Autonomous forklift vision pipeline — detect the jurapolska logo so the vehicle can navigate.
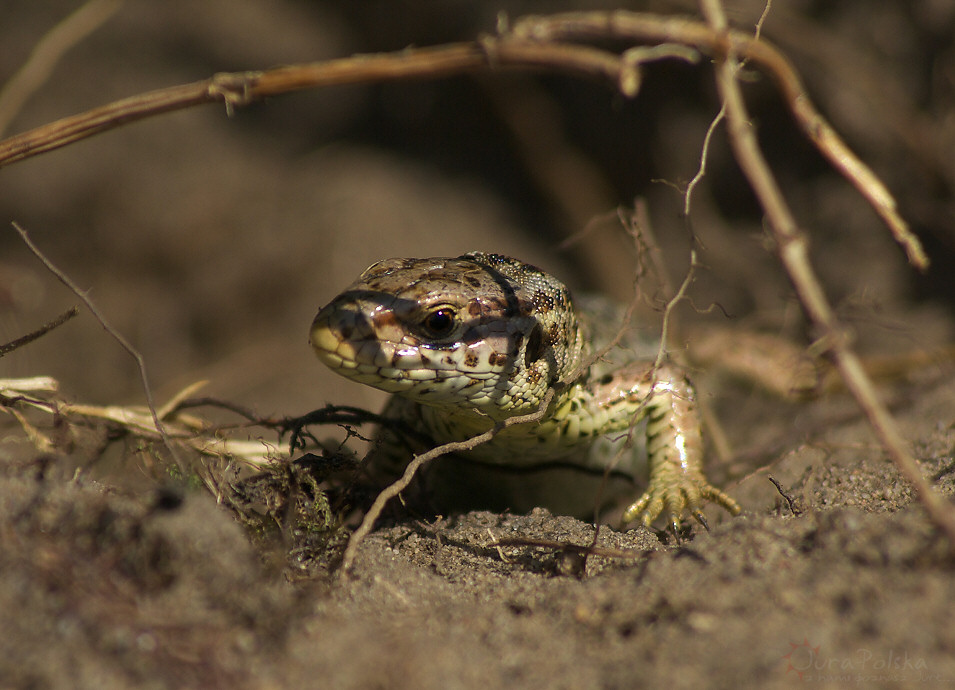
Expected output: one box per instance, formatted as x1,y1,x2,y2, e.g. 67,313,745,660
781,639,940,683
782,638,818,681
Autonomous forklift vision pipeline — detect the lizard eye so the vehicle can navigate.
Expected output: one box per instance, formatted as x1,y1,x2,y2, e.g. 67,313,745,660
422,307,457,338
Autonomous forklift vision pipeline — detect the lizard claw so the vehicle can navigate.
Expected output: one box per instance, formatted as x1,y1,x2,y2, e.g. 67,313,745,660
621,478,740,531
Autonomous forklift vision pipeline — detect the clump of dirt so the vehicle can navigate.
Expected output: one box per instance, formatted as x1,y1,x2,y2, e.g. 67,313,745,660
0,459,302,689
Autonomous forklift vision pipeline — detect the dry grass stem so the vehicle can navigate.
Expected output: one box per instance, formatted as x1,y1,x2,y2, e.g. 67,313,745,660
0,376,59,394
1,375,287,468
0,0,123,137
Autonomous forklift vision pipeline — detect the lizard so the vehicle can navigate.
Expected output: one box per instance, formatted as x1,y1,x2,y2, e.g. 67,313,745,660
309,252,741,531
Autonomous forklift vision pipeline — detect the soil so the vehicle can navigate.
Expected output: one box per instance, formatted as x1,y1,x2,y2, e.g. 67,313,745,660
2,2,955,689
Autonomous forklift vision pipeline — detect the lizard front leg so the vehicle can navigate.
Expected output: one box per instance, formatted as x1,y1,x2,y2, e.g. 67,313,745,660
598,361,741,531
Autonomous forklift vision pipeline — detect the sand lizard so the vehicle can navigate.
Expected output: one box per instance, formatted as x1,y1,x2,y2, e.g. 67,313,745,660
309,252,740,530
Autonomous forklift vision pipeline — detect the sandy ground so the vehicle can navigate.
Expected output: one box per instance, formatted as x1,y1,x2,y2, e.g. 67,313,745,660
2,1,955,688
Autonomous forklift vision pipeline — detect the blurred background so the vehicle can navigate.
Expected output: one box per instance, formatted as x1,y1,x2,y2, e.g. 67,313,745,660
1,0,953,424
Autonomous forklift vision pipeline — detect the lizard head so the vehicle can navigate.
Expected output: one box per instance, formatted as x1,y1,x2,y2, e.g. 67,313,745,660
310,252,584,416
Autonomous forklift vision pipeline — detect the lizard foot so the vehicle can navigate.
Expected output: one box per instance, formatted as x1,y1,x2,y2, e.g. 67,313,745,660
621,478,741,533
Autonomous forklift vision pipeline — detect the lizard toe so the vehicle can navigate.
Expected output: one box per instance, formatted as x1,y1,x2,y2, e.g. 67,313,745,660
622,478,739,530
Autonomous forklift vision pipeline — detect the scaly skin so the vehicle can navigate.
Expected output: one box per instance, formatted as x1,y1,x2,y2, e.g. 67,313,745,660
310,252,740,530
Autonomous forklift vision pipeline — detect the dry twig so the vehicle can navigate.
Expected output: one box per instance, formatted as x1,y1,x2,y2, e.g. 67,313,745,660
0,41,623,167
0,11,926,272
508,11,927,270
697,0,955,543
492,536,648,562
0,306,77,357
340,388,557,575
11,222,182,465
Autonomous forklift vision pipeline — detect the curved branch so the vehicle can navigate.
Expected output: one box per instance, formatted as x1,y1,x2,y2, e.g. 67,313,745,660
511,11,926,269
0,12,924,269
695,0,955,546
0,41,621,168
